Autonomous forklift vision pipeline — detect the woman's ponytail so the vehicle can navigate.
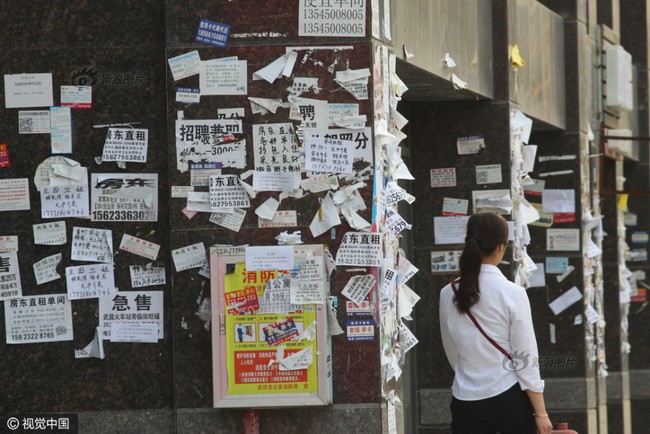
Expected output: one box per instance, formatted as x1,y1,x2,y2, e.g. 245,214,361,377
453,212,509,314
455,238,483,313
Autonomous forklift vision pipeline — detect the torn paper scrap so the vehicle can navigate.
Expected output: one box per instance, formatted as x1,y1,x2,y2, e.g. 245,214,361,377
442,53,456,68
253,51,297,84
450,74,468,90
248,97,289,115
301,175,339,193
255,197,280,220
333,114,367,129
288,77,321,102
278,346,313,371
585,304,601,324
309,193,341,238
327,296,345,335
324,250,336,276
586,239,603,258
398,320,419,353
172,242,207,272
34,155,87,191
385,208,411,237
187,191,214,213
275,231,303,245
403,45,414,59
521,145,538,172
336,68,371,83
510,44,526,67
298,321,318,342
473,191,512,214
341,205,371,231
332,182,365,205
75,326,105,359
210,208,246,232
398,254,419,287
556,265,576,282
342,274,376,306
393,160,415,180
335,68,370,100
549,286,582,315
34,253,62,285
511,109,533,144
398,284,420,319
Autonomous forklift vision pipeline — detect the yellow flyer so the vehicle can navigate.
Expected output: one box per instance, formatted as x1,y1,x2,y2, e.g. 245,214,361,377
224,263,318,395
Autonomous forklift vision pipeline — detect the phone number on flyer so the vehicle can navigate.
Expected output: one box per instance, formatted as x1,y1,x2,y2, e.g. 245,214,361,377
302,22,364,35
210,200,249,208
11,332,54,341
92,210,156,221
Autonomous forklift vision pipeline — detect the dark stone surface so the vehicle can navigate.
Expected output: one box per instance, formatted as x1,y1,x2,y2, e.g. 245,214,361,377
525,131,585,379
0,1,165,49
79,409,175,434
632,398,650,434
407,100,513,390
621,0,649,67
0,13,172,411
165,0,370,46
0,0,381,418
166,38,379,407
258,404,381,434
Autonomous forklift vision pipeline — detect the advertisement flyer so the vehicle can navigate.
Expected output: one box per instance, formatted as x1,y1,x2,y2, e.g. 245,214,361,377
5,294,73,344
224,262,318,395
91,173,158,222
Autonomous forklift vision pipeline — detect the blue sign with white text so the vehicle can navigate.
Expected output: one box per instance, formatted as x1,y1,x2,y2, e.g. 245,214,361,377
196,19,231,48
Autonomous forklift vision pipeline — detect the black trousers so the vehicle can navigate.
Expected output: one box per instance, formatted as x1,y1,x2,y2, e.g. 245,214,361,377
450,382,536,434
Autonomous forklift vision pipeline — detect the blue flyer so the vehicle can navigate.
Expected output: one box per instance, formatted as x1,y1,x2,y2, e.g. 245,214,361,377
196,19,231,48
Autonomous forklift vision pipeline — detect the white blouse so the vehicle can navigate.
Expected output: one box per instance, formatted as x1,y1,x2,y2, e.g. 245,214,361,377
439,264,545,400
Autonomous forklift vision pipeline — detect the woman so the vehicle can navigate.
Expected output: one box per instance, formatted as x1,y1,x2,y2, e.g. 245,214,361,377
439,212,552,434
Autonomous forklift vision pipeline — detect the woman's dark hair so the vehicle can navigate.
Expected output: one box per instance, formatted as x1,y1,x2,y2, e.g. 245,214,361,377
454,212,509,313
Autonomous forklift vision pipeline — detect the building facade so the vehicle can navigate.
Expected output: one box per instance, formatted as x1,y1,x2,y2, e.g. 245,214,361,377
0,1,649,433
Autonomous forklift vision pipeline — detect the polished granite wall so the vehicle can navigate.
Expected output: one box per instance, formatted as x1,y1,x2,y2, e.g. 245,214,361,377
0,1,381,431
0,2,173,412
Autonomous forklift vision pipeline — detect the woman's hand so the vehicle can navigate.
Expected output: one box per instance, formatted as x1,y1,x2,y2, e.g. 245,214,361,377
535,416,553,434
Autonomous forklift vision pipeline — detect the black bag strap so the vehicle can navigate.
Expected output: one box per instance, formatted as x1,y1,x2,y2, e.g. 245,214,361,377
451,280,512,361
